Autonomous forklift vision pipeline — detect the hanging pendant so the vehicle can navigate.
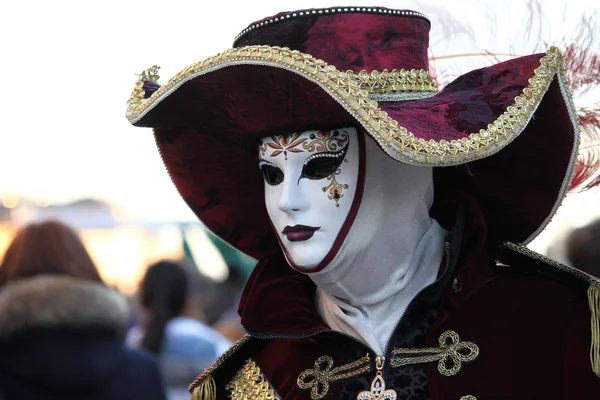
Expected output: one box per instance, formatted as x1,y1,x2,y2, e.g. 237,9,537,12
357,356,397,400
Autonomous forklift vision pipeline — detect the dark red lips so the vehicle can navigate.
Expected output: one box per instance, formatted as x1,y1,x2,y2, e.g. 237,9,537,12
282,225,320,242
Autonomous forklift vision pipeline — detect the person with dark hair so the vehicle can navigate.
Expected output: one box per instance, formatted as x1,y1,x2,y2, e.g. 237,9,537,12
128,261,231,400
210,267,246,342
139,261,189,354
0,220,166,400
567,219,600,278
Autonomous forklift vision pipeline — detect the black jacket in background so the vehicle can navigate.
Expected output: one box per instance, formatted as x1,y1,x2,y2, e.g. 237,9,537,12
0,275,166,400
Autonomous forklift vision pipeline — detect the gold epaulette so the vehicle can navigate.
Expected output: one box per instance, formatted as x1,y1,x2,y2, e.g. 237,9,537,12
589,285,600,376
502,242,600,377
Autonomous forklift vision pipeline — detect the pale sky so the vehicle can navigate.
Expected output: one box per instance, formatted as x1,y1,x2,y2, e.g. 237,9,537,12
1,0,598,225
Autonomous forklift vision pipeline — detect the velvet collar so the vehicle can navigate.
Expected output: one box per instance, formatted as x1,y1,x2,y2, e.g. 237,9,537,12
239,251,329,336
239,191,493,338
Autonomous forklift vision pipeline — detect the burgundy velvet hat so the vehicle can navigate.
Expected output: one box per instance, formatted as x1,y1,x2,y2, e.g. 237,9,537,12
126,6,580,260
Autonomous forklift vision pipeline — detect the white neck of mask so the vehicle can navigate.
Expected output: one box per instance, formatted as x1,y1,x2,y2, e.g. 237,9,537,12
307,136,447,354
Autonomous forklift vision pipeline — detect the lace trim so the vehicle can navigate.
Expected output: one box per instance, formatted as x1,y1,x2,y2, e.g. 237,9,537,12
126,46,572,167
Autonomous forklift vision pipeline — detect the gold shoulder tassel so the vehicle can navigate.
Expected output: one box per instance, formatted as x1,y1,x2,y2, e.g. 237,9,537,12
191,375,216,400
588,285,600,377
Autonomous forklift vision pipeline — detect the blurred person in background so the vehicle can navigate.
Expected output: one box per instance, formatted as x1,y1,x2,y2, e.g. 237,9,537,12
128,260,231,400
201,266,245,341
0,220,166,400
567,219,600,278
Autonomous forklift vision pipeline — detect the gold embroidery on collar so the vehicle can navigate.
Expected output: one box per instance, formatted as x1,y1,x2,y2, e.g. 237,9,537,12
297,354,371,400
225,359,281,400
126,47,573,167
391,330,479,376
189,335,251,393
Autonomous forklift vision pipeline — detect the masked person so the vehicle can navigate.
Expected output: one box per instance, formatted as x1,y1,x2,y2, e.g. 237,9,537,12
126,7,600,400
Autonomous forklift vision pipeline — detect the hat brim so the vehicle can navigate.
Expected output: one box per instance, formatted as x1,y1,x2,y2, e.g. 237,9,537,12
128,46,578,260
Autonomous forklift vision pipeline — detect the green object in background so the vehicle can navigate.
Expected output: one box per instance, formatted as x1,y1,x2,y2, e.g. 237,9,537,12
205,230,257,282
182,226,197,267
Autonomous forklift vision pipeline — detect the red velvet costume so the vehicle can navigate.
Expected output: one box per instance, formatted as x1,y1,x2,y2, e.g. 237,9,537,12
126,7,600,399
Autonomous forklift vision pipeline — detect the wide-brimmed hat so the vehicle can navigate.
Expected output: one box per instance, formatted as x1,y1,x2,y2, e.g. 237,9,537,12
126,6,579,260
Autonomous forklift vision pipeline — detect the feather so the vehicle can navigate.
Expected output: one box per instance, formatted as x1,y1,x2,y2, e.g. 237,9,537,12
571,104,600,191
426,0,600,190
571,145,600,191
560,14,600,95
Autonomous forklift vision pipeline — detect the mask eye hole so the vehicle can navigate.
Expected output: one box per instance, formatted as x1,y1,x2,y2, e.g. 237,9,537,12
302,152,345,180
259,161,284,186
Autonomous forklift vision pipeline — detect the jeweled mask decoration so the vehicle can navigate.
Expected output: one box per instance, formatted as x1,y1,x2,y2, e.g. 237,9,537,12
258,128,360,269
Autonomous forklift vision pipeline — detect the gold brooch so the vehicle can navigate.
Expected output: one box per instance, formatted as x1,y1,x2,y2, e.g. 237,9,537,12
357,356,396,400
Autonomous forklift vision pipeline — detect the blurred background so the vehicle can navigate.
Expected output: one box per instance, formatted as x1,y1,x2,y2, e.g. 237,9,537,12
1,0,599,290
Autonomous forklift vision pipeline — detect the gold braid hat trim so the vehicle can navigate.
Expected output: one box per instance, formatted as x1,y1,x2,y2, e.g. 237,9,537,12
225,359,282,400
189,335,251,396
126,46,576,167
297,354,371,399
345,68,436,93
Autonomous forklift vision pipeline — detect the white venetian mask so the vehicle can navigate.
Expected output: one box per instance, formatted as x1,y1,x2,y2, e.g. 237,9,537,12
258,128,361,271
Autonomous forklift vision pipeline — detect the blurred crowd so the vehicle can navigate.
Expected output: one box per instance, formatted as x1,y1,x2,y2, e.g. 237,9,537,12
0,218,599,399
0,220,246,400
